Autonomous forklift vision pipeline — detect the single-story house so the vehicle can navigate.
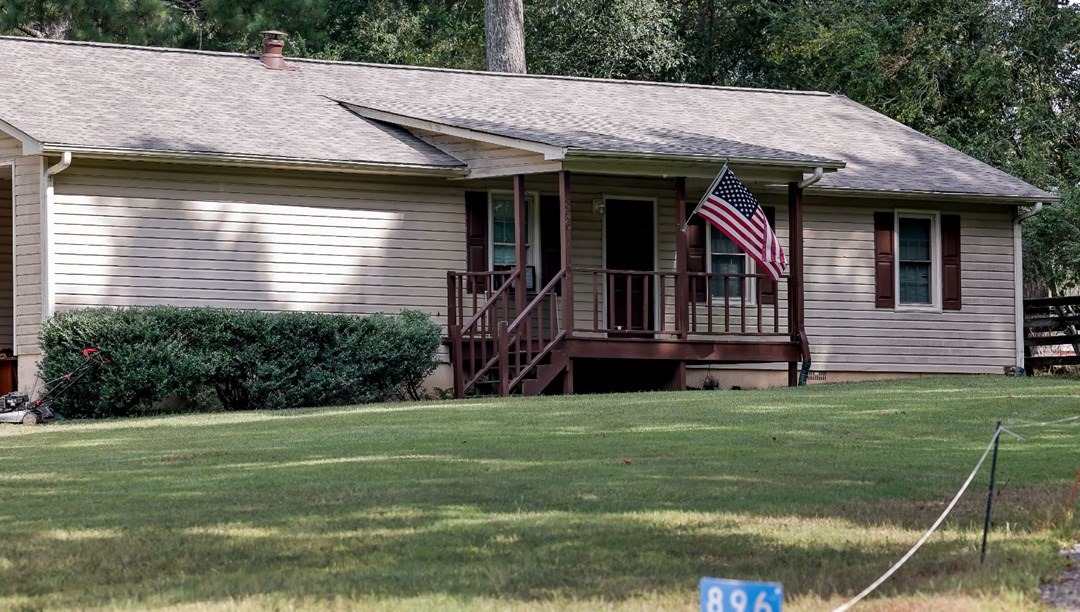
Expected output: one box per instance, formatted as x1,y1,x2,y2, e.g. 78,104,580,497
0,33,1055,397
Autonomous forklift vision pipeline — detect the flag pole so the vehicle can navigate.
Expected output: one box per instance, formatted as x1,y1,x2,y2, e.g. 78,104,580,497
681,162,728,231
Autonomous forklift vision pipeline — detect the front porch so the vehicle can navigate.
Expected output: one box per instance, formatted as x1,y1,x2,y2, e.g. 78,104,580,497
446,170,812,397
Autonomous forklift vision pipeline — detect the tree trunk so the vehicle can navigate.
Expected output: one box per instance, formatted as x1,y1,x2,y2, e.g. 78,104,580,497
484,0,526,74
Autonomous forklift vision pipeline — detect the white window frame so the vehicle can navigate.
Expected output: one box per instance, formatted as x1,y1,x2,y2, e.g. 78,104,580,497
894,210,941,312
707,225,756,305
488,190,541,289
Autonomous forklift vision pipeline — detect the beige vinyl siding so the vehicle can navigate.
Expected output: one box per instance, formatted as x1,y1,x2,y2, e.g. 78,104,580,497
0,132,21,159
801,198,1016,373
0,171,12,350
412,129,560,179
13,155,42,355
50,163,466,333
43,160,1017,375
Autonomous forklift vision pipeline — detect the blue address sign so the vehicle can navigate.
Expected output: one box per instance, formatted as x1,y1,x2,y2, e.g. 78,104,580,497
700,577,783,612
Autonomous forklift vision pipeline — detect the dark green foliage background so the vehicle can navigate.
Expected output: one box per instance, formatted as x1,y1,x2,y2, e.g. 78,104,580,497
37,306,441,418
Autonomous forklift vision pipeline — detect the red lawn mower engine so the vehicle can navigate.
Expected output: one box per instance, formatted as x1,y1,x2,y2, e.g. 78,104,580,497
0,348,108,425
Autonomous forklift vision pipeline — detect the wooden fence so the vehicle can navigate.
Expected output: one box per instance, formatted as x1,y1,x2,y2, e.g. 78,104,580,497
1024,296,1080,372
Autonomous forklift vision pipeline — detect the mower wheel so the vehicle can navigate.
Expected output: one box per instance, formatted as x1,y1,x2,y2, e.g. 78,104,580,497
21,411,40,426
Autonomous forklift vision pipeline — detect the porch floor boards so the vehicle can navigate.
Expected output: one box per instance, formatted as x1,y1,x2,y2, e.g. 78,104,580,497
447,336,799,365
563,337,799,363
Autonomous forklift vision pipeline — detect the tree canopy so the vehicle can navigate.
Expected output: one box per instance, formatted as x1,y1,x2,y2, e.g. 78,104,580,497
2,0,1077,291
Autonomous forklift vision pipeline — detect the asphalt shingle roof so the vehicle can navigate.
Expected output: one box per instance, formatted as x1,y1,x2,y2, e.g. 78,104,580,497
0,36,1053,200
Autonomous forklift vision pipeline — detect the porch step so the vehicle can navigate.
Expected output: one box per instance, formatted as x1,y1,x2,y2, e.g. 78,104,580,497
522,349,568,396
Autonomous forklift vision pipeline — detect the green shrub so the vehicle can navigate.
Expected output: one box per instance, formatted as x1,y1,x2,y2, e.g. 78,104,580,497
38,306,441,418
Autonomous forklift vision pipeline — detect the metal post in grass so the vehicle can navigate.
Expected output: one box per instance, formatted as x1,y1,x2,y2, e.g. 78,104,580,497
980,421,1002,564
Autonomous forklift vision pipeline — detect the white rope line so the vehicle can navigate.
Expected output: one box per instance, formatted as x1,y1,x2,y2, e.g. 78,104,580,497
998,426,1024,441
1009,414,1080,429
831,426,1001,612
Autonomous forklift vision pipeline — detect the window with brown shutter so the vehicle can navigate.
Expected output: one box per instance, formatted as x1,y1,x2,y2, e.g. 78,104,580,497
874,212,895,308
941,214,961,310
868,211,960,311
687,215,707,301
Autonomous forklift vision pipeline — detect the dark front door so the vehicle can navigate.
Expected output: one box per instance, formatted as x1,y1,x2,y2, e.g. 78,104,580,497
605,199,655,335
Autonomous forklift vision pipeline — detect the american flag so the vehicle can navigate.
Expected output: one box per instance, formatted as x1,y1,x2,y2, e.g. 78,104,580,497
692,166,786,281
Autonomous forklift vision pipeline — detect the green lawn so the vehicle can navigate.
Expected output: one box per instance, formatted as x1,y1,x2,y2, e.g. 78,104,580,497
1,376,1078,611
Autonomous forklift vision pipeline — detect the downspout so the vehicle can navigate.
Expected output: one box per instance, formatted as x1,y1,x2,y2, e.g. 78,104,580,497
794,168,823,385
798,167,824,189
42,152,72,318
1013,202,1043,375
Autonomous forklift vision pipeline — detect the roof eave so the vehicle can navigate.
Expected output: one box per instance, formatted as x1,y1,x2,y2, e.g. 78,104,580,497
799,184,1058,205
38,144,468,177
564,149,845,171
561,149,844,182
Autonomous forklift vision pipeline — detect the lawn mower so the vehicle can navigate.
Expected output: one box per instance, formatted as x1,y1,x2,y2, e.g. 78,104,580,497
0,348,108,425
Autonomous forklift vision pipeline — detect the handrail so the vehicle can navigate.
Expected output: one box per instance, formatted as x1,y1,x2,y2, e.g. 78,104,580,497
509,331,567,390
508,269,567,333
461,270,519,332
463,351,502,395
451,269,521,398
501,268,568,394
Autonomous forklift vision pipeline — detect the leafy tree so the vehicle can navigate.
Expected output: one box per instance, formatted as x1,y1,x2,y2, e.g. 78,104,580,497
0,0,181,43
317,0,484,67
525,0,683,79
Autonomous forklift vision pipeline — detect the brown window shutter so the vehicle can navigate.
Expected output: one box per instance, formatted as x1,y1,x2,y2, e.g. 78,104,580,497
539,195,561,294
874,212,895,308
465,191,489,291
941,214,961,310
687,215,707,302
757,206,777,305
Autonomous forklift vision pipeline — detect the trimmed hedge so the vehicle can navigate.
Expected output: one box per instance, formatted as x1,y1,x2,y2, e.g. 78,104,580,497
38,306,441,418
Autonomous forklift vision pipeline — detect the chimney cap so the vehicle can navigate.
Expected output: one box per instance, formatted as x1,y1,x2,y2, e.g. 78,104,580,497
261,30,287,38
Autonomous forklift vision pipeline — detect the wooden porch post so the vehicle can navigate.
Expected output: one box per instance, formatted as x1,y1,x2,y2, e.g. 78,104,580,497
559,170,573,334
513,174,527,316
787,182,805,386
559,170,574,395
675,177,689,339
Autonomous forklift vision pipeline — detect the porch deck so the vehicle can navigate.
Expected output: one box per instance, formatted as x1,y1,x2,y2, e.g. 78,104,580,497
445,171,809,397
446,267,805,397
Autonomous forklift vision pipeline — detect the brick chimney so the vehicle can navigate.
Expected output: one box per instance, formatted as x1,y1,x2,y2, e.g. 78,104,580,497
260,30,297,71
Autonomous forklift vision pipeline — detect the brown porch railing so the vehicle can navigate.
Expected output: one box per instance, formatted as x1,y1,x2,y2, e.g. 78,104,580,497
503,268,568,392
447,270,520,397
575,268,788,337
448,267,792,397
447,268,569,397
446,270,517,330
688,272,787,336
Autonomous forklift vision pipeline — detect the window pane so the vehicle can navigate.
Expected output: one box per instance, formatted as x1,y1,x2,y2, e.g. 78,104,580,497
899,218,931,261
492,245,515,266
491,196,529,246
898,217,933,304
711,229,743,254
710,254,744,298
492,199,513,244
899,262,931,303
